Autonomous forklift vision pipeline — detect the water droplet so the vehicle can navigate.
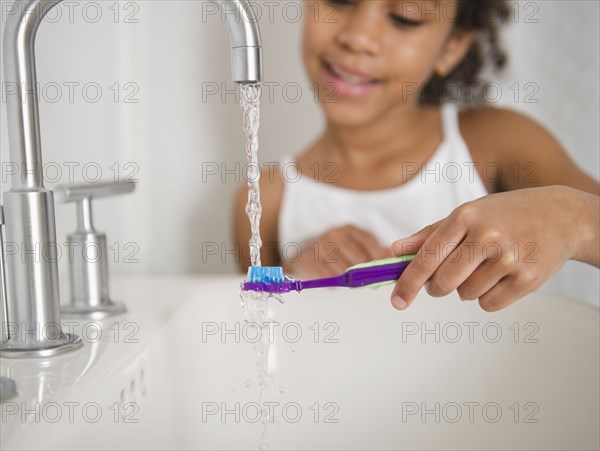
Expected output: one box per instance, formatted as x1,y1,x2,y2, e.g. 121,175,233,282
262,407,271,422
272,293,285,304
279,386,286,394
291,345,296,353
245,379,252,388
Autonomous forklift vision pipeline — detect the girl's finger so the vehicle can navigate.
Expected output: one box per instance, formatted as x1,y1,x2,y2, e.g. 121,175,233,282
390,220,443,257
456,260,511,301
391,218,467,310
319,240,351,276
377,246,396,259
335,236,369,267
323,258,348,276
425,234,488,298
310,263,332,279
319,239,352,275
347,226,388,261
477,275,531,312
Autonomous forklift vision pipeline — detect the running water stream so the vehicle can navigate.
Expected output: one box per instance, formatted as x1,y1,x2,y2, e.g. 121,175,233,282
238,82,275,450
240,82,262,268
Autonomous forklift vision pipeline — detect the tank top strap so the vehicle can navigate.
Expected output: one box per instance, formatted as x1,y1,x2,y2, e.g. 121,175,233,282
441,102,461,142
440,102,477,165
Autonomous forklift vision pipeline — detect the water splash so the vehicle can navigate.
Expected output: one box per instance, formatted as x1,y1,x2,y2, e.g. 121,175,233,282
240,288,273,450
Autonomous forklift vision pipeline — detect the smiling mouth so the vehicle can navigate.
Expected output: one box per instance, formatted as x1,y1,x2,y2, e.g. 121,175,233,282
323,60,381,86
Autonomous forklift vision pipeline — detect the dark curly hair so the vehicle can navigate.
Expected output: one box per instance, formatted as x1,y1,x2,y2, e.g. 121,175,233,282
420,0,512,105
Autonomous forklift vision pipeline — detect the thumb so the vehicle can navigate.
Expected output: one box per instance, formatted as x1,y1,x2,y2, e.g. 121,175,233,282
390,221,442,256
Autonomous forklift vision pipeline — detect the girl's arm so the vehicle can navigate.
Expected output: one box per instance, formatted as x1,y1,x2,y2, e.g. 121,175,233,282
390,186,599,312
463,107,599,267
389,108,599,312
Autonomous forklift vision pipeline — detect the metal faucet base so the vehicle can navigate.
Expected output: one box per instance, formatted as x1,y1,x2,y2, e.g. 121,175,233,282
0,333,83,359
62,301,126,320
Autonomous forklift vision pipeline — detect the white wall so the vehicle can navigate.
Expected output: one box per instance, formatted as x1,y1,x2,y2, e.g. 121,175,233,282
1,1,598,306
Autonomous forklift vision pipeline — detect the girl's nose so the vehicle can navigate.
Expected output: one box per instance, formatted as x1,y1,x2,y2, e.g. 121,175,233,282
335,6,382,56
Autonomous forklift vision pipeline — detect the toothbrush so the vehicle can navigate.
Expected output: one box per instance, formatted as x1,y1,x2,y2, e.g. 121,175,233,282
243,255,415,294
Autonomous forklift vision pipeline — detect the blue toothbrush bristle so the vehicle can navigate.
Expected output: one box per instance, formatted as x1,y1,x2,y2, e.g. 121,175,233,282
247,266,285,284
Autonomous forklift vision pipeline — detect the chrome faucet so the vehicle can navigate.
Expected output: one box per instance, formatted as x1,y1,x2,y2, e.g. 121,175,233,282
0,0,263,358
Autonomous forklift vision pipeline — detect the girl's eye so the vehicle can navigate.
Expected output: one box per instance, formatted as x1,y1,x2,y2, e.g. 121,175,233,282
328,0,357,7
390,14,424,28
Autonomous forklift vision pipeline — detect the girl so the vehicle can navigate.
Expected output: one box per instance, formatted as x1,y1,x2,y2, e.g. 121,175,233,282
233,0,599,312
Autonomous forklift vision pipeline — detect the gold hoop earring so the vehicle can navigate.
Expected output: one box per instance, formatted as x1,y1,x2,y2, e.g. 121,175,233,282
435,67,447,78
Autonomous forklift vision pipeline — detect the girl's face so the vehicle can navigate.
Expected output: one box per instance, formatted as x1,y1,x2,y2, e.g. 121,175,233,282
303,0,473,127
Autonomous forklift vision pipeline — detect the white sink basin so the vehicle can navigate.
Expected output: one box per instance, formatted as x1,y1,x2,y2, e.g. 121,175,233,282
1,276,598,450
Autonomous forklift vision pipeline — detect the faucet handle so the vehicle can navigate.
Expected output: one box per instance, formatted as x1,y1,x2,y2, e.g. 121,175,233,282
55,180,135,319
55,181,136,234
54,181,135,203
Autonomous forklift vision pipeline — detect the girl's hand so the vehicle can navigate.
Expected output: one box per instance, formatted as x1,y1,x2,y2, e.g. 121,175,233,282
390,186,599,312
284,225,392,279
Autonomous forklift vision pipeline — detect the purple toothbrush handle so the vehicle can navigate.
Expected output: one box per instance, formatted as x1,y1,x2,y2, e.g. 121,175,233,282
299,260,412,290
292,274,347,290
347,261,412,287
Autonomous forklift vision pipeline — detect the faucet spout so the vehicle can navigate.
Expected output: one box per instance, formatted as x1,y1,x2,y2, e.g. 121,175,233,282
217,0,263,83
0,0,263,357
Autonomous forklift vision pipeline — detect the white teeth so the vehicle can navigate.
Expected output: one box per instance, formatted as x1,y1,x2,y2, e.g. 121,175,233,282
329,64,372,84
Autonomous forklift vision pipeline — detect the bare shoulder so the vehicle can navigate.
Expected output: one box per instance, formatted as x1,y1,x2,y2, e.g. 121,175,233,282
459,106,552,160
460,106,556,141
458,106,598,193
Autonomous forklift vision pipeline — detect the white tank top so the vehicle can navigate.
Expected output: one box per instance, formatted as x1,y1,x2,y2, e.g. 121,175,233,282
278,103,489,255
